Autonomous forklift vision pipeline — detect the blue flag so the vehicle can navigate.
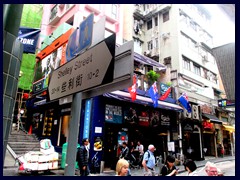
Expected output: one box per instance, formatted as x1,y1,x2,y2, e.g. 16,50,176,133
178,93,192,113
148,82,159,108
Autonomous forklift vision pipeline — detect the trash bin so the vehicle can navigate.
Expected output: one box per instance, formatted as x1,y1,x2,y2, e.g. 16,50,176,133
61,143,80,169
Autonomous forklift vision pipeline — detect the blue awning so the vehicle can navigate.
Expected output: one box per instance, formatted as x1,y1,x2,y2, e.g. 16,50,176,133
134,52,166,71
103,90,183,112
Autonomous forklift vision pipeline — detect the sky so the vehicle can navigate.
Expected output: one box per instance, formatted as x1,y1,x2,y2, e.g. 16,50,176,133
203,4,235,47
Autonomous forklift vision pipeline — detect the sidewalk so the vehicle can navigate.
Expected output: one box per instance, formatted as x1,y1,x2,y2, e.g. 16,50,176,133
3,150,235,176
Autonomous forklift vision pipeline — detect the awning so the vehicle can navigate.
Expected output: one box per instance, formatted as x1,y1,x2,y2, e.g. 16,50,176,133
222,125,235,132
202,113,223,124
103,90,183,112
134,52,166,71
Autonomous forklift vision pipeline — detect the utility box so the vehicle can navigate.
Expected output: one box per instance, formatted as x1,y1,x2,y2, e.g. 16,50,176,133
61,143,80,169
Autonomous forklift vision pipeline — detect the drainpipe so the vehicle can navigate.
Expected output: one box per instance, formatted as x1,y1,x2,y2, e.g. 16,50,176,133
178,121,183,164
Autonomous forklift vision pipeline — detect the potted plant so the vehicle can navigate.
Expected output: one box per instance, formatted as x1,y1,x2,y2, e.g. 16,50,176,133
146,70,160,85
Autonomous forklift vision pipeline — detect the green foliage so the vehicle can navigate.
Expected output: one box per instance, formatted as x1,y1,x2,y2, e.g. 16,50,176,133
146,70,160,84
166,81,172,87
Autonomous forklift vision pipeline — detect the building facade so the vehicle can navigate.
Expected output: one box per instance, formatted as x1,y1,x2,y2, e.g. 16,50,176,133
124,4,235,160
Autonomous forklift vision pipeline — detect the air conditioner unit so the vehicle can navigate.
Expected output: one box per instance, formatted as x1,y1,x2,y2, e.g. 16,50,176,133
202,55,209,62
145,50,151,56
162,33,169,39
192,105,199,119
183,105,192,119
195,42,201,47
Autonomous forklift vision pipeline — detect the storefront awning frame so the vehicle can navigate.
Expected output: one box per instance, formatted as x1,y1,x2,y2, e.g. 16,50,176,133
104,90,183,112
202,113,223,124
222,125,235,132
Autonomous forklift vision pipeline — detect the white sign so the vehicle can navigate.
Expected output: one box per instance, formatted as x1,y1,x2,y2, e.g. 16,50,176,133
95,127,102,133
167,141,175,152
48,35,115,101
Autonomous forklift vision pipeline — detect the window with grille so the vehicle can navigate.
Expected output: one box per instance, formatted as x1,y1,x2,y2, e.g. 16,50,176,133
147,40,153,50
163,11,169,22
49,5,58,22
155,17,158,26
193,63,201,76
183,57,190,70
112,4,117,19
147,20,152,30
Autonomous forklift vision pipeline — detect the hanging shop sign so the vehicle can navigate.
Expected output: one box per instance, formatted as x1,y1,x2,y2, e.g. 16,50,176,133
18,27,41,54
83,99,92,139
218,99,235,107
202,121,213,130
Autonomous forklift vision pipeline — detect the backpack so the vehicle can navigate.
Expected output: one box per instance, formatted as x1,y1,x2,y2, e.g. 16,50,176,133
144,151,151,163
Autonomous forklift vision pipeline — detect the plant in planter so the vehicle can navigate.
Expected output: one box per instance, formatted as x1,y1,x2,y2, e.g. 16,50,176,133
146,70,160,85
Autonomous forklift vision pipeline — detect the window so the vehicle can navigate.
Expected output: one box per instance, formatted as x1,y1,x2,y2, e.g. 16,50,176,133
49,5,58,22
147,20,152,30
155,17,158,26
164,57,171,65
183,57,190,70
112,4,117,19
163,11,169,22
190,20,197,31
155,38,158,49
193,63,200,76
147,40,153,50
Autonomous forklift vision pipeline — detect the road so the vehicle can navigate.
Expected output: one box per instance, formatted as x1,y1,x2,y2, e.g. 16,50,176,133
177,160,235,176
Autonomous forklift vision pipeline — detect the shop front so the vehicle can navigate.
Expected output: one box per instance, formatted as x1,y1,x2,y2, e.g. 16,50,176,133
100,90,183,170
181,120,202,161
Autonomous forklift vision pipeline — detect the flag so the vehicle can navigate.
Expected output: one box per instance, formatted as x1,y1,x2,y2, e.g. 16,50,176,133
178,93,192,113
148,81,159,108
128,75,137,101
159,87,171,101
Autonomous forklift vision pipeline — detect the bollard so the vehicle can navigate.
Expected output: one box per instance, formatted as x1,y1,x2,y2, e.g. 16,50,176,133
100,161,105,173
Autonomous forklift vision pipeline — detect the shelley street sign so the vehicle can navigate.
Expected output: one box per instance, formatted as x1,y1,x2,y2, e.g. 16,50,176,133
48,34,116,101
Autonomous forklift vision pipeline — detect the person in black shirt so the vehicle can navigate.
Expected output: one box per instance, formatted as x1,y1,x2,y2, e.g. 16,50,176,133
160,155,178,176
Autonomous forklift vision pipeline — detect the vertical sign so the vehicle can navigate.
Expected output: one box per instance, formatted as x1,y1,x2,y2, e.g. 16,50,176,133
66,13,94,62
78,13,94,53
83,99,92,139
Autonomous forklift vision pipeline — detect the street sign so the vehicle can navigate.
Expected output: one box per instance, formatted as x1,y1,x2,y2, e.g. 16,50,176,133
66,13,94,62
48,34,115,101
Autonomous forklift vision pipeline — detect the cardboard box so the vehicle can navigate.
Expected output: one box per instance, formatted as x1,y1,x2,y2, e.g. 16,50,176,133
38,162,49,171
48,161,58,169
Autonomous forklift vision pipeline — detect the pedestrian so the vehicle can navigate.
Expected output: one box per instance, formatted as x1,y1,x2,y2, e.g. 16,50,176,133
119,142,130,160
142,144,156,176
160,155,178,176
115,158,129,176
77,138,90,176
135,141,144,156
183,159,198,176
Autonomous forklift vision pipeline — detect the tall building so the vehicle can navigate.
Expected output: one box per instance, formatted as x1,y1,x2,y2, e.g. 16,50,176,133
123,4,235,160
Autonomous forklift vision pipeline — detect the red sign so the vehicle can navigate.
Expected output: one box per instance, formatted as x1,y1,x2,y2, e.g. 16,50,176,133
203,121,213,130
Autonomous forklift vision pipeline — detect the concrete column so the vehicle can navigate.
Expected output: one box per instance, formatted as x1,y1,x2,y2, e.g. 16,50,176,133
3,4,24,163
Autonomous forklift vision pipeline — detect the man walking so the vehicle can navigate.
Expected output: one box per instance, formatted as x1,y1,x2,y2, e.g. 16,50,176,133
77,138,90,176
142,144,156,176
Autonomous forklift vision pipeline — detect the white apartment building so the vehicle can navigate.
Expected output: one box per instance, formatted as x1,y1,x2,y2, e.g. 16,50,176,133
124,4,229,160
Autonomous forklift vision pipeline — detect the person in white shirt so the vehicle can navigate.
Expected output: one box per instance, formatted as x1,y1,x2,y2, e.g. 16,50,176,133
135,141,144,155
